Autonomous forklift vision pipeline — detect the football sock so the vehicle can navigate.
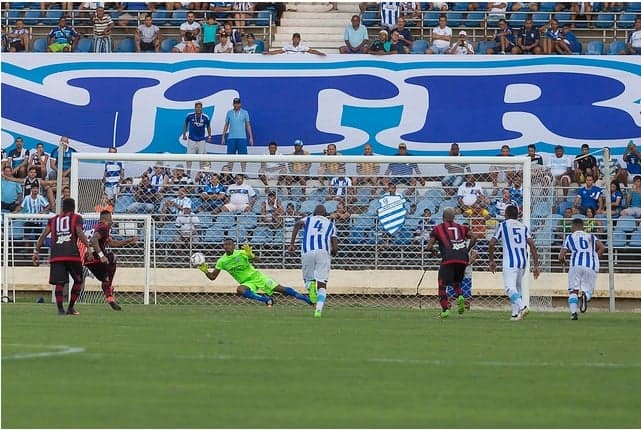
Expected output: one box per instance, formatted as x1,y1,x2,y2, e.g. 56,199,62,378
315,288,327,313
242,289,270,304
452,282,462,297
55,284,65,311
568,293,579,314
584,290,592,301
508,288,522,316
101,279,114,300
438,279,448,311
68,281,82,308
283,286,312,305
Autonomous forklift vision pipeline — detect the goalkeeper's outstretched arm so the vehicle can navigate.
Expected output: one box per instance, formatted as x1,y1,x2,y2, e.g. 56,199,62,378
200,263,221,281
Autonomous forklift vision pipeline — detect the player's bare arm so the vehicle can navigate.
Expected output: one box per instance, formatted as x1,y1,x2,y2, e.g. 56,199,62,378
330,236,338,257
75,223,93,261
109,236,138,248
466,230,478,251
288,220,305,253
596,238,606,257
32,224,51,266
559,247,568,264
527,237,541,279
487,237,498,273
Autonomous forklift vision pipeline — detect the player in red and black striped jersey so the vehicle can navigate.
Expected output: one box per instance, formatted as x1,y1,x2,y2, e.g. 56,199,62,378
33,198,92,315
426,207,477,318
83,210,137,311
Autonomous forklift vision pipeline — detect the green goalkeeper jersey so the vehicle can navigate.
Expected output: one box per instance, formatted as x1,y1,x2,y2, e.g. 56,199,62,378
215,250,257,284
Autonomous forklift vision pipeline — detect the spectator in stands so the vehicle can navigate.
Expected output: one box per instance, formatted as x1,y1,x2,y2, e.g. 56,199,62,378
1,166,22,212
169,164,193,191
400,2,421,25
318,143,345,186
490,187,518,221
557,24,580,54
356,143,380,196
425,15,451,54
126,175,158,214
161,186,192,220
489,144,515,188
340,14,369,54
208,2,233,20
28,142,49,180
92,6,114,53
148,163,170,193
199,172,226,214
623,140,641,180
486,18,515,54
557,207,574,240
369,30,393,55
547,145,573,196
192,159,213,190
6,19,29,52
331,200,351,238
512,18,541,54
395,17,414,51
486,1,508,23
380,1,401,32
1,148,6,169
172,12,201,52
571,2,593,28
214,32,234,53
574,143,599,185
388,30,408,54
574,174,604,215
254,2,285,26
457,174,488,214
584,207,602,234
609,181,624,217
135,13,161,52
447,30,474,54
20,166,51,203
413,208,435,245
282,202,300,242
383,182,403,198
383,143,423,186
286,139,310,196
541,18,563,55
175,204,199,246
442,143,470,197
264,32,326,55
620,17,641,55
232,1,254,28
258,141,286,193
219,165,235,186
328,175,354,204
116,13,136,37
260,190,284,228
47,17,78,53
48,136,76,184
95,193,114,214
221,97,254,173
7,136,29,179
182,101,211,174
527,143,544,166
509,174,524,211
20,185,51,240
242,33,259,53
621,175,641,218
222,173,256,213
103,147,124,200
200,14,220,53
222,21,243,53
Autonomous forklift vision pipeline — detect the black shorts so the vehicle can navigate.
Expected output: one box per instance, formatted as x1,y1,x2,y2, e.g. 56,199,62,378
49,261,84,285
140,41,155,52
438,263,467,285
10,40,25,51
86,253,116,282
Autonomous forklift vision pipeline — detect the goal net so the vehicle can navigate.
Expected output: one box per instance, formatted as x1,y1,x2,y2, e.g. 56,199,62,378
64,151,565,311
1,213,152,305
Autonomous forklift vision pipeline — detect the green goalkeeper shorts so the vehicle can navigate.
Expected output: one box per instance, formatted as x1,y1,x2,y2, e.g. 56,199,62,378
241,272,278,296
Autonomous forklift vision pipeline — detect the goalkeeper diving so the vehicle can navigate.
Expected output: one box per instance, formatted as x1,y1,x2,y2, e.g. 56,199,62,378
198,238,312,307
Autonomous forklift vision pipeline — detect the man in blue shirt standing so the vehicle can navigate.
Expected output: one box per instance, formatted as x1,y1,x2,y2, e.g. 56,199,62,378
48,136,76,183
182,101,211,174
221,97,254,173
574,174,604,215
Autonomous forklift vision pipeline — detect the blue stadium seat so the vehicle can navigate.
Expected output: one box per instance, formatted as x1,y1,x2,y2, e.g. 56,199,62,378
254,39,265,53
366,199,381,216
43,7,63,25
152,10,169,25
617,13,636,28
300,199,320,215
452,2,468,11
353,214,375,228
532,12,549,27
423,11,440,28
608,40,626,55
29,2,41,8
237,213,258,229
392,228,413,246
6,9,21,24
22,9,41,25
410,39,428,54
464,11,484,27
348,226,369,244
198,213,213,229
215,212,236,228
255,10,272,26
554,11,571,25
160,38,178,52
169,9,187,25
361,10,378,27
476,40,495,54
251,226,273,245
273,228,284,244
31,37,48,52
616,216,637,233
203,226,225,243
509,12,527,28
446,12,462,27
539,2,556,12
76,37,93,53
625,2,641,12
596,13,614,29
612,230,628,247
323,200,339,214
629,230,641,248
586,40,604,54
116,37,136,52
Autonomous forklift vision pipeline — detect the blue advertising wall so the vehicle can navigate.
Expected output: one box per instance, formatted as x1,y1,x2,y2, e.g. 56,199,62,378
2,54,641,158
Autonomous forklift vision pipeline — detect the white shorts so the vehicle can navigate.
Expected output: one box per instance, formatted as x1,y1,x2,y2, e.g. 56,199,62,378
224,202,248,212
567,266,597,294
187,139,206,154
502,267,525,294
301,250,331,284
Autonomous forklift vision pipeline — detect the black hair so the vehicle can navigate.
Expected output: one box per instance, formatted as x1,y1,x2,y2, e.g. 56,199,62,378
62,198,75,213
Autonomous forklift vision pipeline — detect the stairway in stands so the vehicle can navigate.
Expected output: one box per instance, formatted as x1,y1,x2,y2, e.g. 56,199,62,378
272,2,361,54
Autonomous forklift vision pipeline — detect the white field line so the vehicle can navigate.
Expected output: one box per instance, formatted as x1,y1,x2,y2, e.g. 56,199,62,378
2,344,85,361
174,354,641,369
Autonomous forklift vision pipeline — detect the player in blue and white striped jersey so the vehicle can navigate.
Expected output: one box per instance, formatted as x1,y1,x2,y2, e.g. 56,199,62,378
559,218,605,320
488,205,540,320
289,205,338,318
103,147,124,200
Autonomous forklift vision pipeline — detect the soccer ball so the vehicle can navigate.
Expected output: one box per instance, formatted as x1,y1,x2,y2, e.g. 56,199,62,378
190,252,206,266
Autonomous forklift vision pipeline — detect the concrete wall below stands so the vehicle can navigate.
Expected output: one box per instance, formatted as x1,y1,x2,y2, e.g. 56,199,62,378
6,267,641,298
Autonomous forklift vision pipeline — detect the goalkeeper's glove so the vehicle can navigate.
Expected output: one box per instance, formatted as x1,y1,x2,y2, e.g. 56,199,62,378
242,243,254,259
198,262,209,274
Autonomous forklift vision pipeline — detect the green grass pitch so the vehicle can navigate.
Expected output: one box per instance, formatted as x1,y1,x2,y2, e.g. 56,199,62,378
2,304,640,428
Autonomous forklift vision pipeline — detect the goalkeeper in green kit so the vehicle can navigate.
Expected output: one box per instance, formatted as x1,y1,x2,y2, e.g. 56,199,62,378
199,238,312,307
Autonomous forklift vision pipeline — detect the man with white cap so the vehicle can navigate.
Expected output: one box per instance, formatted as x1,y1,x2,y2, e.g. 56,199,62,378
370,29,393,55
447,30,474,54
175,203,199,245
